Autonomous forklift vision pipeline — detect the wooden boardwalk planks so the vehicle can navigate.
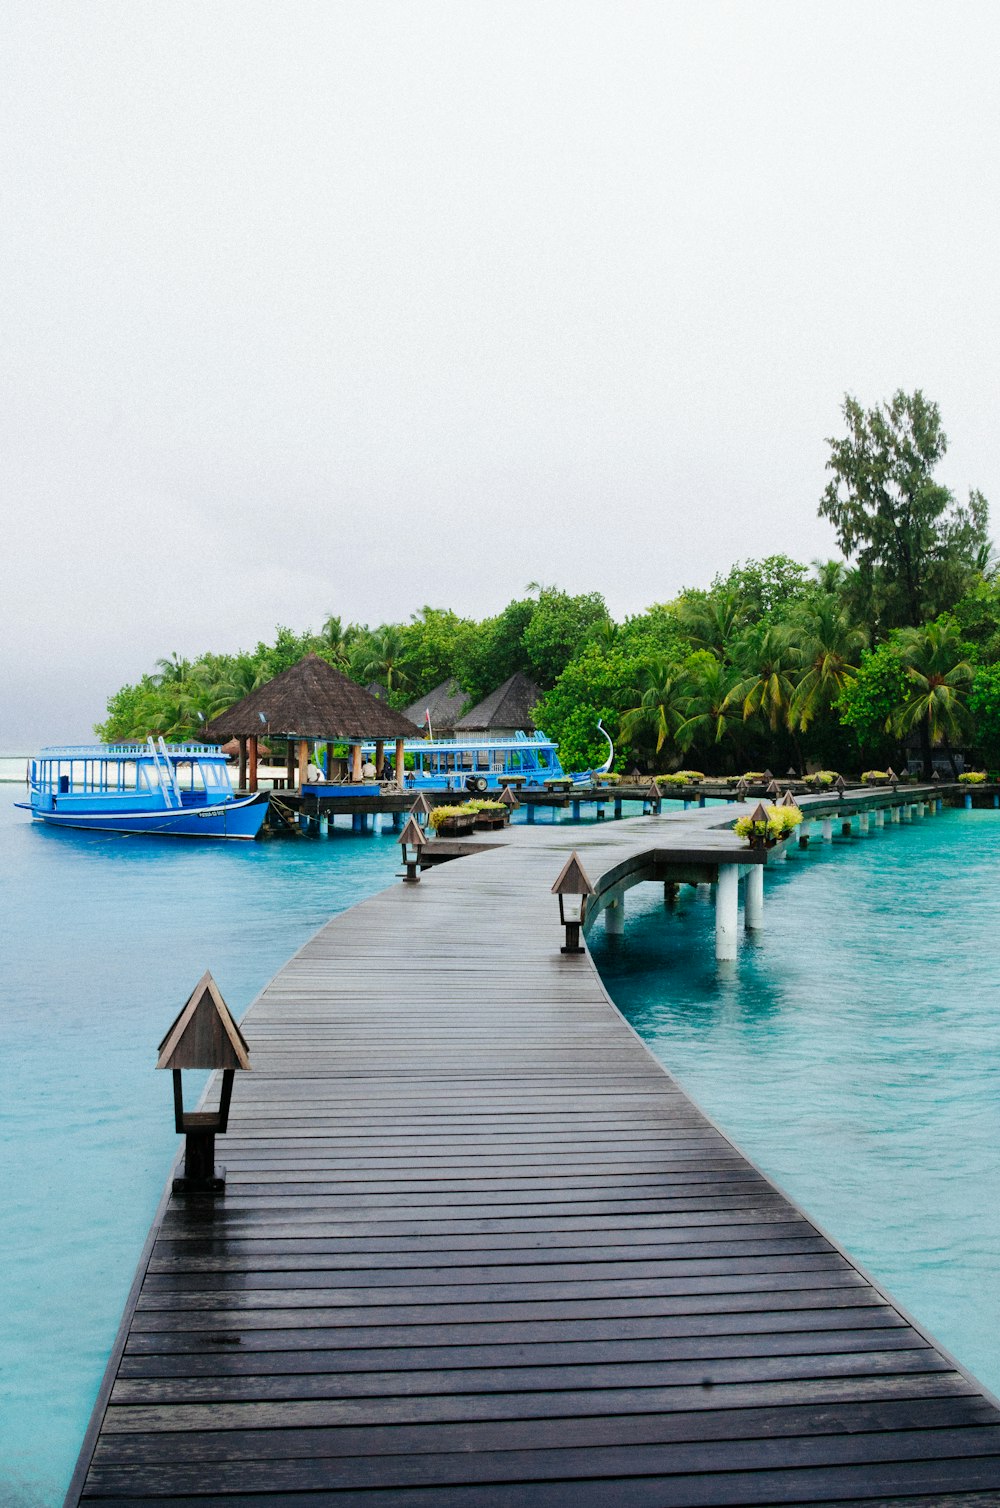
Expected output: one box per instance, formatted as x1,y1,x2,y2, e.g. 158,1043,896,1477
70,808,1000,1504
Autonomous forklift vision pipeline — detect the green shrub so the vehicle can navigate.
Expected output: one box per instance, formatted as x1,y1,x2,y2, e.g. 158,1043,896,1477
861,769,890,782
959,771,987,784
733,802,803,842
806,770,838,786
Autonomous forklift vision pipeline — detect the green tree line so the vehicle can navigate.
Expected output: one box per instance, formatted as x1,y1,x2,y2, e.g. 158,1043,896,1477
98,391,1000,777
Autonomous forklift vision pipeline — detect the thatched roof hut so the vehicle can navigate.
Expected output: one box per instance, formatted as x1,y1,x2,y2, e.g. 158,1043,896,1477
204,655,418,742
403,677,468,738
453,672,542,736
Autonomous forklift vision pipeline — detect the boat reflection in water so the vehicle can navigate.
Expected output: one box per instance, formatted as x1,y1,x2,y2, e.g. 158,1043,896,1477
17,737,268,839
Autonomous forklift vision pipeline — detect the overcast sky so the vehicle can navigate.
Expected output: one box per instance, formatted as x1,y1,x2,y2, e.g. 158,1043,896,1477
3,1,999,743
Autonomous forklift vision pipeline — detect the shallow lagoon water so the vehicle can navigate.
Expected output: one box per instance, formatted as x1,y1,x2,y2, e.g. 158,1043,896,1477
4,788,1000,1502
590,806,1000,1401
0,783,644,1505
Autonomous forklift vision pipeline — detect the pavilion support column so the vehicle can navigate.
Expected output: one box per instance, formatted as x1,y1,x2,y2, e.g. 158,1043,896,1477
238,737,248,792
298,739,309,789
821,816,833,843
715,865,739,962
248,736,259,793
286,739,296,789
745,865,764,931
351,743,362,782
375,740,384,780
395,739,406,787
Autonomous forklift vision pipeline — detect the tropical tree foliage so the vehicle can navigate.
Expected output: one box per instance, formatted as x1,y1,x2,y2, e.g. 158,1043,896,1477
96,391,996,773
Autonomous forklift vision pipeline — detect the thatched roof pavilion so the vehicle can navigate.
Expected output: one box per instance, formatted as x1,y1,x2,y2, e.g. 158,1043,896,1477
204,654,418,790
403,677,468,738
454,672,542,736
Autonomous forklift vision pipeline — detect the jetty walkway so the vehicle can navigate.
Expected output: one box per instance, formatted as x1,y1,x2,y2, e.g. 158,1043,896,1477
71,794,1000,1504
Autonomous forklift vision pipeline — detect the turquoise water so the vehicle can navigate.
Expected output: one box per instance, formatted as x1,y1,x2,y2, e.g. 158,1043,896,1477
0,787,647,1506
0,797,408,1508
590,807,1000,1400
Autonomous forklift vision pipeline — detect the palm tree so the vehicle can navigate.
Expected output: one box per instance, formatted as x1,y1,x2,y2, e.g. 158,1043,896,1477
314,614,355,668
620,658,690,759
673,591,743,660
356,625,411,696
674,656,743,756
891,620,973,777
788,598,869,732
153,653,193,687
726,622,798,733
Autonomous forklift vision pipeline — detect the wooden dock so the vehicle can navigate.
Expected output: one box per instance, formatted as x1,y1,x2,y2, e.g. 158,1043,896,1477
70,803,1000,1505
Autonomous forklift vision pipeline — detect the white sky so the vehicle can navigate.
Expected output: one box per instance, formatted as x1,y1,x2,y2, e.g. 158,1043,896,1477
2,1,999,742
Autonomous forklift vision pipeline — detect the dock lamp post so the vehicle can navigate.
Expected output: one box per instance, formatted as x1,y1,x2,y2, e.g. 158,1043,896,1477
499,784,520,812
409,791,433,828
835,775,847,799
552,851,595,955
398,814,427,882
887,767,898,791
156,972,251,1194
735,778,749,803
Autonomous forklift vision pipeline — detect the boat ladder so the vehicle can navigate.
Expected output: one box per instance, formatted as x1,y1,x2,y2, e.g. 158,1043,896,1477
146,736,180,807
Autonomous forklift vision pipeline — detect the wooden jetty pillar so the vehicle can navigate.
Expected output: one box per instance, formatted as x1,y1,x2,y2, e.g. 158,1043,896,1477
247,735,259,793
572,799,581,820
798,818,811,847
875,806,885,827
744,864,764,930
841,818,852,836
859,811,870,834
715,864,739,961
614,797,623,818
891,803,901,823
821,815,833,842
604,893,625,935
237,736,248,791
902,803,912,821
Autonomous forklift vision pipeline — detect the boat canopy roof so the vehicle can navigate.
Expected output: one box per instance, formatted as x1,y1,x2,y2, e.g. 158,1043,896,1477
38,743,229,762
361,732,556,754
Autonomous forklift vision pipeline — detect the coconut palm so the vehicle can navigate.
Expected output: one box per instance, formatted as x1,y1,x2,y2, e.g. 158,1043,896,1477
356,625,411,696
314,613,355,668
620,658,690,758
890,620,973,777
725,622,798,732
153,653,193,687
674,656,743,755
673,590,742,660
788,598,869,731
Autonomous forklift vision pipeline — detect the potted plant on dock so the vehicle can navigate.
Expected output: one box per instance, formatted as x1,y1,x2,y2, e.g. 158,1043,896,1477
428,804,477,837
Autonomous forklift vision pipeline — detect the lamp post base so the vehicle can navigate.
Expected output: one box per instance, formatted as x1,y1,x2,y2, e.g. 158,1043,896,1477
173,1168,226,1194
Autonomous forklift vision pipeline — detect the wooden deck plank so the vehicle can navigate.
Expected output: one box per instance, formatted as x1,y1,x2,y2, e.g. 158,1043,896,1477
70,799,1000,1504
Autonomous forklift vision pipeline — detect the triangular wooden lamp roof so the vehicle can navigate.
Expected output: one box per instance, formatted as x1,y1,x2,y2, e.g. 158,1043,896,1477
156,971,251,1072
398,814,427,849
551,851,596,897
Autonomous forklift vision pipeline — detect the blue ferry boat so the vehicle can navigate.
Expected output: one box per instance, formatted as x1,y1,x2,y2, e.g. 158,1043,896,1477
356,726,614,794
17,738,268,839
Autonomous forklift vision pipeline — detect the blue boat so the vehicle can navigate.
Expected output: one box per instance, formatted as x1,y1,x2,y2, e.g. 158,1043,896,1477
355,724,615,794
17,738,268,839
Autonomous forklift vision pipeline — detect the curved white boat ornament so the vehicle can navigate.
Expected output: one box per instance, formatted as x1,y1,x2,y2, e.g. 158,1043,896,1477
595,719,615,775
